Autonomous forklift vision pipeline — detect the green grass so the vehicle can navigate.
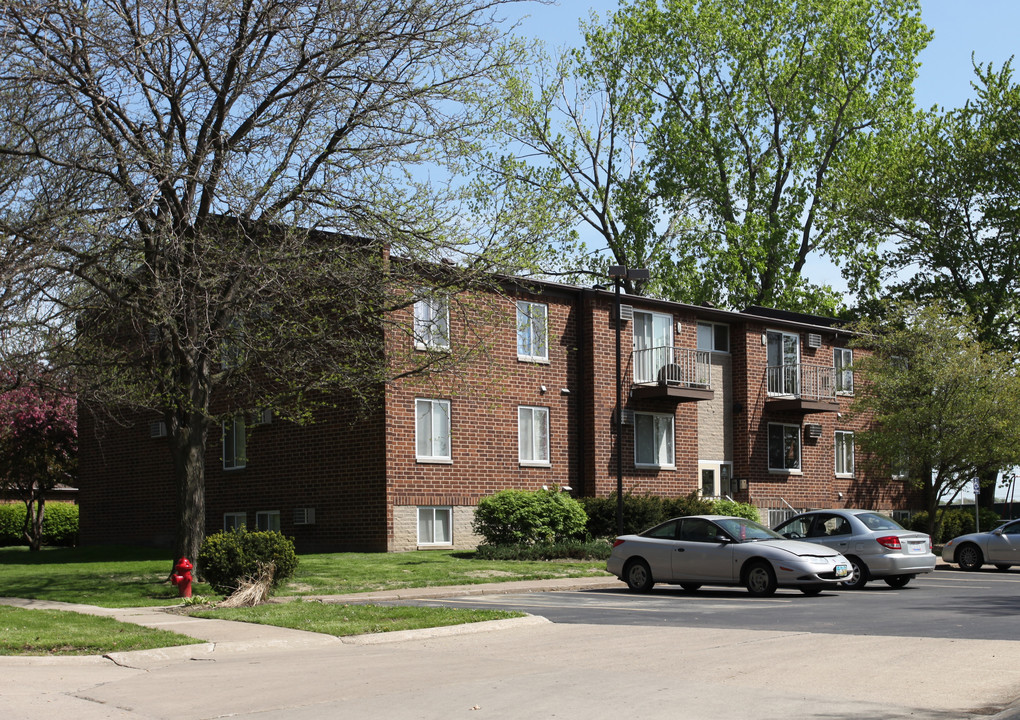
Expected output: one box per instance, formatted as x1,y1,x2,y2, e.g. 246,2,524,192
191,599,523,636
0,546,609,607
0,605,203,656
0,545,609,656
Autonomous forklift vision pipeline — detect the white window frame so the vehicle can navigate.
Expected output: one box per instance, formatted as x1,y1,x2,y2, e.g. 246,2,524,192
417,506,453,545
223,512,246,531
768,422,801,472
633,310,675,384
634,412,675,469
223,414,247,470
835,431,855,477
766,330,801,396
415,398,452,463
697,321,730,353
834,347,854,395
518,406,551,466
516,301,549,362
413,293,450,350
256,510,280,532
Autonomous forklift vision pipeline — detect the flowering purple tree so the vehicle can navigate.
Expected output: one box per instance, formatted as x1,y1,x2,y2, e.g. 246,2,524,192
0,375,77,550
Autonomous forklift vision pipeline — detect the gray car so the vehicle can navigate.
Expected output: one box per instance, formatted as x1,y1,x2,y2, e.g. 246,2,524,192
606,515,851,597
773,509,935,589
942,519,1020,571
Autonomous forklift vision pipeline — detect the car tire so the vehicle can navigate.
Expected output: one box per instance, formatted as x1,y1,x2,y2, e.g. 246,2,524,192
679,582,701,592
840,556,869,590
745,561,778,597
799,585,824,596
624,558,654,593
957,544,983,571
883,575,911,588
994,564,1011,572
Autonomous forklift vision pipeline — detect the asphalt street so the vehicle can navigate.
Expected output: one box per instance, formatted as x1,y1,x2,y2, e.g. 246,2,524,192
2,569,1020,720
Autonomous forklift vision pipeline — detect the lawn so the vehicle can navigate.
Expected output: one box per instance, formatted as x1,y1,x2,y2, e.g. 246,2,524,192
0,546,609,607
0,545,608,656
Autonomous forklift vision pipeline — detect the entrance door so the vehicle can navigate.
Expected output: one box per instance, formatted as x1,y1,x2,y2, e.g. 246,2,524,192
699,462,734,498
767,330,800,395
633,311,673,383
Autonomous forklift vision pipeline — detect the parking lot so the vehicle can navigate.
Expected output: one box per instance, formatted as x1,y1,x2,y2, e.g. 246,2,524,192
414,566,1020,641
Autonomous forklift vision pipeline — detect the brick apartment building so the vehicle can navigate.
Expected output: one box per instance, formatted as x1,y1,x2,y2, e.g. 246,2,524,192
78,275,913,552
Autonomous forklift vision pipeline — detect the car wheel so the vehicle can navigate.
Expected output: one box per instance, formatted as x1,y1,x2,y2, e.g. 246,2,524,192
957,544,983,571
624,558,654,593
883,575,911,588
840,556,869,590
799,585,824,596
994,564,1011,572
679,582,701,592
745,561,778,597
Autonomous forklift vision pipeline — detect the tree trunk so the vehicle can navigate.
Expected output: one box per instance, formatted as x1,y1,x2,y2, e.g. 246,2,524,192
977,468,998,511
170,410,210,576
22,495,45,551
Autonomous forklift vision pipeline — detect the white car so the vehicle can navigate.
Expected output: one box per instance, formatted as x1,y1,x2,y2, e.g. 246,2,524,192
942,519,1020,571
606,515,852,597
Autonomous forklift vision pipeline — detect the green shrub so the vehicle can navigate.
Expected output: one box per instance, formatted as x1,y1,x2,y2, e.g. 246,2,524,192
711,499,761,523
198,528,299,595
580,492,720,538
908,508,1001,544
663,492,715,518
0,502,78,547
472,489,587,546
474,539,612,561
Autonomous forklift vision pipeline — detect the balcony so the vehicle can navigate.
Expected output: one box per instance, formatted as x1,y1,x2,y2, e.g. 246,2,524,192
630,347,714,401
766,363,839,413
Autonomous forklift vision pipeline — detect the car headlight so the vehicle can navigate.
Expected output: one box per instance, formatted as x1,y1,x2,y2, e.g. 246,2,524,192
806,556,829,565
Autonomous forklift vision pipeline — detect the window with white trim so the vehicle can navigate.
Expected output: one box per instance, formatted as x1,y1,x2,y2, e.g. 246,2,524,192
418,506,452,545
223,414,247,470
768,423,801,471
835,431,855,476
413,293,449,350
516,301,549,361
518,406,550,465
224,512,246,531
697,322,729,353
256,510,280,532
834,348,853,395
415,398,451,462
634,412,675,468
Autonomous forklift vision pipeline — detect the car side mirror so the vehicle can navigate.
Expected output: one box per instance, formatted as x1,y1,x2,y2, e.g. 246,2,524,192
993,529,1004,536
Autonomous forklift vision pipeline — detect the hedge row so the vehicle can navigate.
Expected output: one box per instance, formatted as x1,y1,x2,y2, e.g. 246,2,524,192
0,502,79,547
906,508,1001,544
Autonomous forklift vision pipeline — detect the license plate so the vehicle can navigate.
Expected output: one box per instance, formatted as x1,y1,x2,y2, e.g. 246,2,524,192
908,543,924,554
835,564,849,577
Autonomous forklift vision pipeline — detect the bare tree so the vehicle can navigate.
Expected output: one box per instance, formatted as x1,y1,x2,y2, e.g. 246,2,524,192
0,0,534,568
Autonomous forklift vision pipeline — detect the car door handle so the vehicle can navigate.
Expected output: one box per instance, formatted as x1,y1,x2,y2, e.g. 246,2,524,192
675,548,685,552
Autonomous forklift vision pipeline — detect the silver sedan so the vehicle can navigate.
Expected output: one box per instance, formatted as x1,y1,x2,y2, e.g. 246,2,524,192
942,519,1020,571
774,509,935,589
606,515,851,597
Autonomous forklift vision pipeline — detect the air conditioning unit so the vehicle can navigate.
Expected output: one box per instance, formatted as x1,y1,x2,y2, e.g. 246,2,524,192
293,508,315,525
149,420,167,438
807,333,822,349
805,423,823,439
657,363,684,385
618,304,633,322
618,408,635,426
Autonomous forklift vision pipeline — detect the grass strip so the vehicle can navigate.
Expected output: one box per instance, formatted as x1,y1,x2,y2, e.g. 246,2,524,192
191,600,524,637
0,605,203,656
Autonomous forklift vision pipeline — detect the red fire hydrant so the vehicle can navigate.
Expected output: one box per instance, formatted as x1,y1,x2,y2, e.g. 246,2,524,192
170,558,193,598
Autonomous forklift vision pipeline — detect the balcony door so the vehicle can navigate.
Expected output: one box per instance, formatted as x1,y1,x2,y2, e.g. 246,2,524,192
633,311,673,384
766,330,799,395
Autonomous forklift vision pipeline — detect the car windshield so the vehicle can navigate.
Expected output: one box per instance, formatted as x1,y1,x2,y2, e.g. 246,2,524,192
856,512,904,531
715,517,784,542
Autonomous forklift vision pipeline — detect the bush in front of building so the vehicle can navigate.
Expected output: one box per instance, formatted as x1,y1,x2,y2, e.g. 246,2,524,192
710,499,761,523
580,492,716,538
198,528,299,595
908,508,1001,544
0,502,78,547
474,539,612,561
472,488,588,546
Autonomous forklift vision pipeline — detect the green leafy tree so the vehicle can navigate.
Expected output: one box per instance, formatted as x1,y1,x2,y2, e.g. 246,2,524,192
483,0,930,311
850,303,1020,537
0,0,533,571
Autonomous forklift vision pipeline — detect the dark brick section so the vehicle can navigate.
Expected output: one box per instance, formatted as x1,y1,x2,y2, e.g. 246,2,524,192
78,277,917,552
